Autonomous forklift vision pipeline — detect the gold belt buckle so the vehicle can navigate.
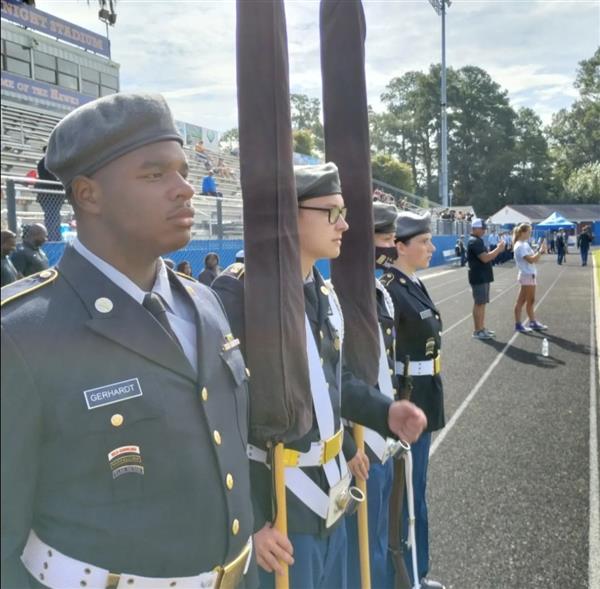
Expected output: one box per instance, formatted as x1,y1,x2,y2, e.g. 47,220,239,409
105,573,121,589
215,542,251,589
282,448,301,467
322,428,343,464
434,354,441,374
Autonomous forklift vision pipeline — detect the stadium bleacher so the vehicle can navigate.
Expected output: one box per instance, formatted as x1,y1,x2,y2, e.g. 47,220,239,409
1,101,245,238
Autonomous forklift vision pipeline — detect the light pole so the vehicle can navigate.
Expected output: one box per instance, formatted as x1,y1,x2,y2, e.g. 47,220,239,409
427,0,451,208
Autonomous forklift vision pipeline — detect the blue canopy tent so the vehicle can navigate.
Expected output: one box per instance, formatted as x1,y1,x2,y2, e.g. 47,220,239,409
534,211,576,241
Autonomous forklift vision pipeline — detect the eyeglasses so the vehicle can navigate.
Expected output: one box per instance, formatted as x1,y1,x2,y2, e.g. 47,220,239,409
298,205,348,225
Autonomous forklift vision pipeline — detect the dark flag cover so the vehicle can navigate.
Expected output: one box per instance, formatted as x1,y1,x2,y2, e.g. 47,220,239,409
236,0,313,444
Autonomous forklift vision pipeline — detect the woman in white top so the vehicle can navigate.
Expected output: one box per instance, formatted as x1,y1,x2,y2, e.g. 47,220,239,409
513,223,548,333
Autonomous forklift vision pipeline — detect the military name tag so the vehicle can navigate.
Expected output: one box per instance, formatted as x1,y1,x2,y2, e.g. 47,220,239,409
83,378,143,410
420,309,433,320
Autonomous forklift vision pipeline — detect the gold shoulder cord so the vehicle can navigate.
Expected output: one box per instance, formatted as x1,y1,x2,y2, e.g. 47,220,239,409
1,269,58,308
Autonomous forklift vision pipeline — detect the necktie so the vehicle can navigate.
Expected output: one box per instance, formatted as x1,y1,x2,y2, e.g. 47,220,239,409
143,292,182,349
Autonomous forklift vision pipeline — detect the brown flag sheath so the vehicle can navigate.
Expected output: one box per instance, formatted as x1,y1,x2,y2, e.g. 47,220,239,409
236,0,312,444
320,0,380,385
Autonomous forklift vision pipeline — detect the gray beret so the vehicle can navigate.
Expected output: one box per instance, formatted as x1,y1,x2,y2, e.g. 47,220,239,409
373,202,398,234
46,93,182,187
395,211,432,240
294,162,342,201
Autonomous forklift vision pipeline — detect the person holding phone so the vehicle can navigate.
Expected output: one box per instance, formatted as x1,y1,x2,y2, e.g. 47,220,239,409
513,223,548,333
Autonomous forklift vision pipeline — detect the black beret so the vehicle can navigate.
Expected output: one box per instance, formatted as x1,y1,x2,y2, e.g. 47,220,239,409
373,202,398,234
294,162,342,201
395,211,432,240
46,93,183,187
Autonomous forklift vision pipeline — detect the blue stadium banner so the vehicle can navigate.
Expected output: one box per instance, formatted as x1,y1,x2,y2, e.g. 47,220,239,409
1,71,94,109
1,0,110,58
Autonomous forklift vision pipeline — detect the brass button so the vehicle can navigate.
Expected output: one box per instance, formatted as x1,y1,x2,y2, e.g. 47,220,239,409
226,473,234,490
213,430,222,445
39,270,52,279
386,328,392,335
435,314,440,320
320,286,329,296
439,331,442,336
320,357,324,365
201,387,208,401
111,414,124,427
389,368,394,375
94,297,114,314
245,368,251,377
232,518,240,535
319,330,324,339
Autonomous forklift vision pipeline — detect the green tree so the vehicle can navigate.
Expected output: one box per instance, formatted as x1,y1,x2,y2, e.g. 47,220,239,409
564,162,600,203
293,129,315,156
220,127,239,150
505,108,552,204
290,93,324,152
547,49,600,195
371,153,415,193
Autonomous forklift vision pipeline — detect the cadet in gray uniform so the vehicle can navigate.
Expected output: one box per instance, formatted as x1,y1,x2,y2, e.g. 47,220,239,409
213,164,427,589
1,94,255,589
380,211,446,589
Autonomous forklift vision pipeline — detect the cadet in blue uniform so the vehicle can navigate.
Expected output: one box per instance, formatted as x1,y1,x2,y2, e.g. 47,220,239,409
380,211,446,589
347,201,402,589
213,164,427,589
1,94,255,589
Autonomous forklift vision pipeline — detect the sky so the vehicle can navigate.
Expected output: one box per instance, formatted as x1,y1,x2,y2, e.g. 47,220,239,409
37,0,600,132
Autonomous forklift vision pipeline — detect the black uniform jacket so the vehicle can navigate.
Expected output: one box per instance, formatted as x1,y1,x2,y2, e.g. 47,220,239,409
11,243,49,278
1,247,254,586
213,265,392,537
380,267,445,433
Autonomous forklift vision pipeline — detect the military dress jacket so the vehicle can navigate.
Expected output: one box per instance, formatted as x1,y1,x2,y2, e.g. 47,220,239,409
213,265,392,537
1,247,254,586
380,267,445,433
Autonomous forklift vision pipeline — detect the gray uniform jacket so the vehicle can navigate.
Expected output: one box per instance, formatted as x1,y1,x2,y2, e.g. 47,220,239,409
1,247,255,586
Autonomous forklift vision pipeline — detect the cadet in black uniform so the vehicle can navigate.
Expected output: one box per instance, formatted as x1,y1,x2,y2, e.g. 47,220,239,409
11,223,49,277
213,164,427,589
1,94,255,589
380,211,446,589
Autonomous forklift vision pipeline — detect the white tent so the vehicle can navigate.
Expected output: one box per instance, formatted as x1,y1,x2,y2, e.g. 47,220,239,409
488,206,531,226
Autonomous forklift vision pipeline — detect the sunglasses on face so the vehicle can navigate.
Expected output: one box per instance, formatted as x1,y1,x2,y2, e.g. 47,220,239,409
298,205,348,225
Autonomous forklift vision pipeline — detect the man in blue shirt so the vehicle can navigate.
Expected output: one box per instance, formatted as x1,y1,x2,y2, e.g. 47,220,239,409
201,170,222,197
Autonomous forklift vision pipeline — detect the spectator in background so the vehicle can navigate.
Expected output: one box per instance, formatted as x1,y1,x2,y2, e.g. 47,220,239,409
36,146,64,241
1,230,20,287
488,229,499,265
176,260,193,276
455,237,466,266
577,225,594,267
25,169,37,180
556,229,567,265
467,218,505,340
194,140,212,170
235,249,245,263
548,231,556,254
197,252,221,286
214,157,234,180
11,223,49,277
201,171,223,198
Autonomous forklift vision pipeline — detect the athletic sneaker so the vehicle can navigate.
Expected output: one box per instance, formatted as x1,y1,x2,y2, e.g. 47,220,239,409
515,322,533,333
483,328,496,337
528,320,548,331
472,329,493,340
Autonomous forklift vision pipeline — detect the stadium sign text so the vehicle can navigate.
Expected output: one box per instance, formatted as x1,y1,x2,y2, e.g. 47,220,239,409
1,0,110,58
1,71,94,110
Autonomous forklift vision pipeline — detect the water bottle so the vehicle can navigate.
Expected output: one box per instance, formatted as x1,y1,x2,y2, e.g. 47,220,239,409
541,338,549,357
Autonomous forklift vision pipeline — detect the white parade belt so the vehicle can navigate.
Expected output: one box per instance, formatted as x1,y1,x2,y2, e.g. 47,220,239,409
395,354,441,377
22,529,252,589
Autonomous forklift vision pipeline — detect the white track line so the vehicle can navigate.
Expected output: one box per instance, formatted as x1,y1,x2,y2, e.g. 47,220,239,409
589,257,599,589
434,287,471,306
430,268,565,457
